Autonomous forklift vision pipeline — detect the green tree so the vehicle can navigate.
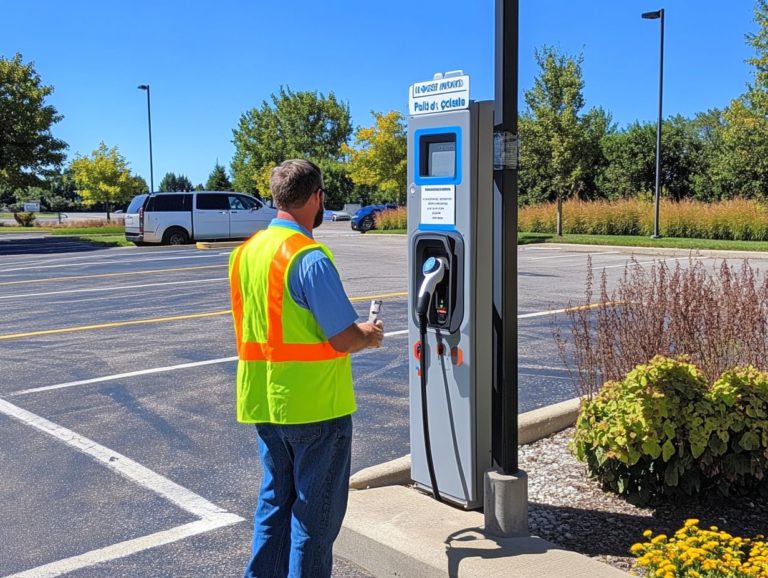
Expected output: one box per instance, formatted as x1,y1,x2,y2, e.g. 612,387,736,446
706,1,768,199
0,53,68,203
231,87,352,197
159,172,193,192
599,117,704,202
519,46,593,234
70,143,142,220
206,162,232,191
343,111,407,205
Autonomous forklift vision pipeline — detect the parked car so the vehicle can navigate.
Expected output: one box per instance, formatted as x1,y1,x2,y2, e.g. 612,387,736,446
124,191,277,245
330,211,351,221
350,204,397,233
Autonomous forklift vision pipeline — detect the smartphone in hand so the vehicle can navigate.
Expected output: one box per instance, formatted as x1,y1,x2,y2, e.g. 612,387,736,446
368,299,382,323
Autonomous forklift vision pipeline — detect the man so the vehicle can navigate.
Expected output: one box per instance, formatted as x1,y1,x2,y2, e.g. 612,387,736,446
229,159,384,578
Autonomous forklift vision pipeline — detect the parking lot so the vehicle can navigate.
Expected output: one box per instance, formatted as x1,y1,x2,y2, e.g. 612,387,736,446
2,223,763,577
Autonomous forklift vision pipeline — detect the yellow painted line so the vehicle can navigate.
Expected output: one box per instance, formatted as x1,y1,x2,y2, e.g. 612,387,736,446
0,264,226,287
349,291,407,302
0,291,408,341
0,311,230,341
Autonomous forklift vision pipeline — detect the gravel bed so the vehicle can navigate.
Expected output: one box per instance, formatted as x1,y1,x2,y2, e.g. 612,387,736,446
519,427,768,574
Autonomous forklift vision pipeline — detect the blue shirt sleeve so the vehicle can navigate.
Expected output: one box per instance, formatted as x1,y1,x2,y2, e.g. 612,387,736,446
288,249,359,339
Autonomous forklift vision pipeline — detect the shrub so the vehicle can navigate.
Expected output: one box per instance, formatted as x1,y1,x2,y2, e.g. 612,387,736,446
571,356,706,504
632,519,768,577
694,367,768,495
13,211,36,227
572,357,768,504
556,257,768,397
375,207,407,230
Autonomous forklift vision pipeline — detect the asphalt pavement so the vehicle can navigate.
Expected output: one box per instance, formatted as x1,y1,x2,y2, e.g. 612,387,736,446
2,222,766,577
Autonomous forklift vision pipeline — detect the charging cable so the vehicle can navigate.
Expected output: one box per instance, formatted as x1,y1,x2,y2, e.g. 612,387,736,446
416,256,447,502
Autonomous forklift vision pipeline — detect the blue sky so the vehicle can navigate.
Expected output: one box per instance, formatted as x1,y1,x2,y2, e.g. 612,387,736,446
2,1,759,188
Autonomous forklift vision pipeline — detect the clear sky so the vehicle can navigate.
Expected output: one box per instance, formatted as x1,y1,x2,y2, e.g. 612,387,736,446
2,1,759,189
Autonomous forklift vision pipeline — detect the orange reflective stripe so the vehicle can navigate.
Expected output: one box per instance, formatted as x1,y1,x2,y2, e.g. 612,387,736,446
266,233,316,344
240,341,346,362
232,231,345,362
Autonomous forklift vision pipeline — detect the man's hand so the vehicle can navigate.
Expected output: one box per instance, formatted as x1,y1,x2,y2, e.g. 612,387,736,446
329,320,384,353
361,320,384,349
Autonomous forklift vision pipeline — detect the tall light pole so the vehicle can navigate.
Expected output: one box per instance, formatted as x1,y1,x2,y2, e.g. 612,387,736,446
137,84,154,193
642,9,664,239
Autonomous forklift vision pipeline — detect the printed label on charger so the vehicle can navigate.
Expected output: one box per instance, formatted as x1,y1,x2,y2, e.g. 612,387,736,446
420,185,455,225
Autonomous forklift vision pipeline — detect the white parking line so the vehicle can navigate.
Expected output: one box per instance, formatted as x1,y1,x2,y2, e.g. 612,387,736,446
0,398,244,577
13,329,410,396
0,252,230,274
0,277,226,300
525,251,620,261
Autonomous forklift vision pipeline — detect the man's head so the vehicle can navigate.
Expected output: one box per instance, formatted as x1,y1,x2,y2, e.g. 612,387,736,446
270,159,325,229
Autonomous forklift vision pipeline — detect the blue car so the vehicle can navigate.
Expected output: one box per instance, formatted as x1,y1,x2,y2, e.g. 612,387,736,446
350,204,397,233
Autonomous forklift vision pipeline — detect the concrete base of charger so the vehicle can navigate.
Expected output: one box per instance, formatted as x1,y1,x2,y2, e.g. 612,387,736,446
336,485,629,577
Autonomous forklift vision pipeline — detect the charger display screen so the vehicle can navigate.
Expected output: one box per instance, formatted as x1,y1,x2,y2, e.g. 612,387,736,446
419,133,457,178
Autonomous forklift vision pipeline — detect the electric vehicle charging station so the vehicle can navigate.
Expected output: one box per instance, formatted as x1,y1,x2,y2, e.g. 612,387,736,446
407,71,495,509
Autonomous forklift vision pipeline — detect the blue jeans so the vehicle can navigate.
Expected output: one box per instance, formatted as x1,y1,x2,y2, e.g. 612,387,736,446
244,415,353,578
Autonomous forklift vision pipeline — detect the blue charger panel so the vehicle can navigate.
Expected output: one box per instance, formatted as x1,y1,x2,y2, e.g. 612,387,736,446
414,127,462,186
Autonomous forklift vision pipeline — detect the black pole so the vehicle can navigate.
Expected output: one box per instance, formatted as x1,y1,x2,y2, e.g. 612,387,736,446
493,0,519,475
138,84,155,193
146,86,155,194
645,9,664,239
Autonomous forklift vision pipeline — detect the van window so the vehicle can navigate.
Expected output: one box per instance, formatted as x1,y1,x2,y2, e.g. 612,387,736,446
147,194,190,212
127,194,148,214
230,195,259,210
197,193,230,210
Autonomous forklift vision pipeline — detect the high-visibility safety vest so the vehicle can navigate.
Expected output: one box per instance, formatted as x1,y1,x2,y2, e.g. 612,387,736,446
229,225,355,424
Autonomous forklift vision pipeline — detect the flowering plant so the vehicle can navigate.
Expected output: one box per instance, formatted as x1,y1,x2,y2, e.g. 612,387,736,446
632,519,768,577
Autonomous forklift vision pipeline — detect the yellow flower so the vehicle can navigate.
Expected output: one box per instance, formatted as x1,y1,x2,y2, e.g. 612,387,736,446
643,529,653,538
684,519,700,528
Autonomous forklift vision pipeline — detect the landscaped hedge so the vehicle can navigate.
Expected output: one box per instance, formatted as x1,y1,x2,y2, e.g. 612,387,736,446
519,198,768,240
375,207,407,230
572,356,768,505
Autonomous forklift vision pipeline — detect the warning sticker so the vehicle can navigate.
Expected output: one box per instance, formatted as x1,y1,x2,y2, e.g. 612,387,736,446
420,185,455,225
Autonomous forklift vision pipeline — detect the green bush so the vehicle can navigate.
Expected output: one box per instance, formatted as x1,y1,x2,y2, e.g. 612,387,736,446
13,211,36,227
572,356,768,504
572,356,706,504
694,367,768,494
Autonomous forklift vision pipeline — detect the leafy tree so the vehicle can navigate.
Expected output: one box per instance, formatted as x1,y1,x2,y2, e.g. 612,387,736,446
705,1,768,200
519,46,593,234
231,87,352,196
206,162,232,191
315,159,354,210
0,53,68,202
70,143,143,220
343,111,407,205
599,117,704,202
159,172,193,192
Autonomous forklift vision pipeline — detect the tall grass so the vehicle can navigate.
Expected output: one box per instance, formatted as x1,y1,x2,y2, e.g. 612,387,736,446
375,207,407,230
519,198,768,241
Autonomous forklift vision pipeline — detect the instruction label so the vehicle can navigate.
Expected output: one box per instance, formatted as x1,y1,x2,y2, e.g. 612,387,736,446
420,185,455,225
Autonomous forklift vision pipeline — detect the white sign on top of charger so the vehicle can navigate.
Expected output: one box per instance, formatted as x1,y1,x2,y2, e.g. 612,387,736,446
409,72,470,116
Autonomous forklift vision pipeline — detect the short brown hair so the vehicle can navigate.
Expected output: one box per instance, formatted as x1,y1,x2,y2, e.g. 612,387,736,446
269,159,323,210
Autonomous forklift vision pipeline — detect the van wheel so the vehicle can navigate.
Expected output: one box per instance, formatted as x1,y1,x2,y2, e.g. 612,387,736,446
163,227,189,245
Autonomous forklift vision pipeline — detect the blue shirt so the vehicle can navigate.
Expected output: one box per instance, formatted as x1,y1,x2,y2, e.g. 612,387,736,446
269,219,358,339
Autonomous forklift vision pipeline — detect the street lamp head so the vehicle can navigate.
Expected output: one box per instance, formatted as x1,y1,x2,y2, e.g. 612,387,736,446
137,84,149,91
642,10,662,19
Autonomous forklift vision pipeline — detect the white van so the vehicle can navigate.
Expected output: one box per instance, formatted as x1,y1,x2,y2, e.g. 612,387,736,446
124,191,277,245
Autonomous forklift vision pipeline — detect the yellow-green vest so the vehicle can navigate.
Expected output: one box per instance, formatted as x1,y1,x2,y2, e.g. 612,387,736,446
229,225,355,424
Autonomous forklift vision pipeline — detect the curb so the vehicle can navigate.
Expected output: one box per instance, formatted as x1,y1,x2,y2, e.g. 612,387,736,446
349,397,581,490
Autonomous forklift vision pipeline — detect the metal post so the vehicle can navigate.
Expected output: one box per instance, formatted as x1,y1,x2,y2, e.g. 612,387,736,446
643,9,664,239
138,84,155,193
493,0,519,475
